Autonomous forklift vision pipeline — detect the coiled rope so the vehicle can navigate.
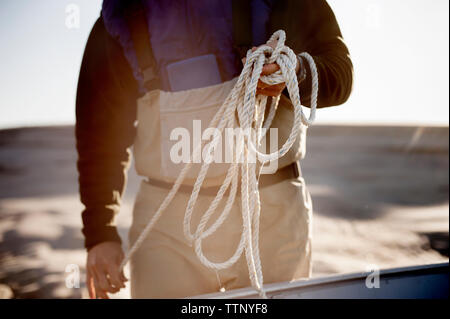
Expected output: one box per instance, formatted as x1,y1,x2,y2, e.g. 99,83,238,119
120,30,319,298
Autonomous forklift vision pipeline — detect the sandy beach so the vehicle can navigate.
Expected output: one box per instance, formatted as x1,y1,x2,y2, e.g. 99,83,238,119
0,124,448,298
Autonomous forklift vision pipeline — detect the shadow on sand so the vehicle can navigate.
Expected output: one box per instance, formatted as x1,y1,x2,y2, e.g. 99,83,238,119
0,125,448,298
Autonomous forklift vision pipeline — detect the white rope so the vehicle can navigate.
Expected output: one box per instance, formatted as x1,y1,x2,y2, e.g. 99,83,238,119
120,30,319,298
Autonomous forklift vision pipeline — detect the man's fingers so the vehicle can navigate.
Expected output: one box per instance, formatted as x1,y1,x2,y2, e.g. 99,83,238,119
86,269,96,299
114,249,125,266
257,81,286,95
94,284,109,299
120,270,128,283
114,251,128,283
113,254,128,283
257,86,284,97
272,83,286,91
95,269,110,292
257,89,277,97
86,242,127,298
257,79,269,89
93,266,117,294
91,270,109,299
261,63,280,75
97,292,109,299
242,46,281,88
107,265,125,289
257,80,285,90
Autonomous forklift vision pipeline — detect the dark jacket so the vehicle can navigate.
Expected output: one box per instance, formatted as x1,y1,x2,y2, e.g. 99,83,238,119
76,0,353,250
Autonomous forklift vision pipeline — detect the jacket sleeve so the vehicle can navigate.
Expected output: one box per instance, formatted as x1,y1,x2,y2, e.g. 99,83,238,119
75,17,139,250
270,0,354,108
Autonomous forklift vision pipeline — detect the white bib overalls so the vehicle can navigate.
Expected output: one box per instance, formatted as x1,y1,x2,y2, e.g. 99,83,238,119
129,78,313,298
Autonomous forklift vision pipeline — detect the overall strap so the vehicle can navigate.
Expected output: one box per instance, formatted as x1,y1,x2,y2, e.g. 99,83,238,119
232,0,253,58
124,0,160,91
123,0,253,91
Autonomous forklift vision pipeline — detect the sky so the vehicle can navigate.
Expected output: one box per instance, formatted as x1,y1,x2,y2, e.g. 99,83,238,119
0,0,448,129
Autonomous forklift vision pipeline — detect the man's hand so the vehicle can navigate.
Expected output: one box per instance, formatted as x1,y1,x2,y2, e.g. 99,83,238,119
86,241,127,299
242,44,300,97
